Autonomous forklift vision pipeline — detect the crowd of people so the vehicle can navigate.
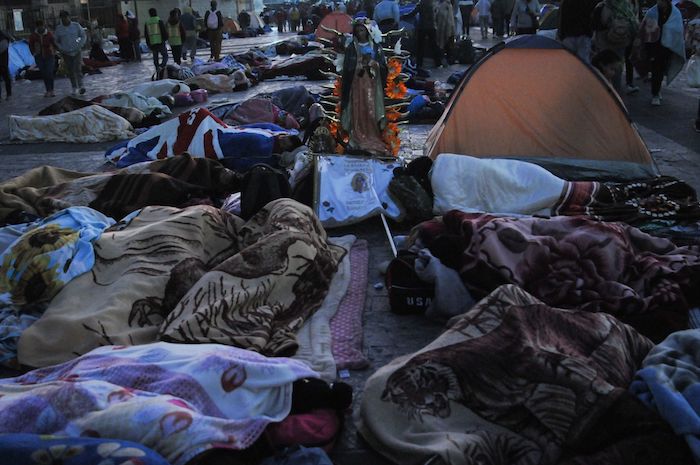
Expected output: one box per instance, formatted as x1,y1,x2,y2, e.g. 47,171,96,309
0,0,697,127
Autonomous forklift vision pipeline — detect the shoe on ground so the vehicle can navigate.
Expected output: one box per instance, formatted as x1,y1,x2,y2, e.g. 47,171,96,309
625,85,639,94
43,92,50,98
651,96,661,106
72,88,78,96
79,87,86,95
49,91,55,97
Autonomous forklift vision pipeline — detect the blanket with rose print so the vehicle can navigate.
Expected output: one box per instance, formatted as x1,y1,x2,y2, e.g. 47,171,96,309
0,342,317,465
409,212,700,342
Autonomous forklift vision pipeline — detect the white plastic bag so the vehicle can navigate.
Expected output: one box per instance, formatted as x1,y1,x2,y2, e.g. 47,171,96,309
688,54,700,88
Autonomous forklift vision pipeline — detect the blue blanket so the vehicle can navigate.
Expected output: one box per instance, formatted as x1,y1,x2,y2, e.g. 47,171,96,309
8,40,35,78
0,207,114,367
630,329,700,461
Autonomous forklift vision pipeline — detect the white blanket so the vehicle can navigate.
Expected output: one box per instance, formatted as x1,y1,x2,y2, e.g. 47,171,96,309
9,105,134,143
129,79,190,98
103,92,172,116
293,235,355,381
431,154,566,216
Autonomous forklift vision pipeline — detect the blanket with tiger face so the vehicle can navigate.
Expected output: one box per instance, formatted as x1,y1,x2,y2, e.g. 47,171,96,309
358,285,656,465
17,199,344,368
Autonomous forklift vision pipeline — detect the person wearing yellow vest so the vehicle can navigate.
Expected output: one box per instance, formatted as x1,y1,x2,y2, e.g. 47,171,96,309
144,8,169,71
167,9,186,65
204,0,224,61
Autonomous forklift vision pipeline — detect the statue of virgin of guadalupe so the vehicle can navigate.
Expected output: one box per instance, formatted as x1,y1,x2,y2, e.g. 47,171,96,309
340,20,390,157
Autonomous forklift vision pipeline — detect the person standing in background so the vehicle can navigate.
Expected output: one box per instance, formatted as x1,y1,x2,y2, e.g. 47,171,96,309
29,20,57,97
475,0,491,39
205,1,223,60
144,8,169,70
54,11,86,95
436,0,455,66
510,0,539,35
639,0,685,106
181,7,198,61
504,0,515,35
290,5,300,31
558,0,596,64
457,0,474,37
0,29,12,100
127,11,141,62
415,0,441,68
167,9,185,65
490,0,507,37
115,13,132,61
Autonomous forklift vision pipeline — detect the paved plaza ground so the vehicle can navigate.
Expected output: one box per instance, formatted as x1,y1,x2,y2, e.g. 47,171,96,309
0,29,699,465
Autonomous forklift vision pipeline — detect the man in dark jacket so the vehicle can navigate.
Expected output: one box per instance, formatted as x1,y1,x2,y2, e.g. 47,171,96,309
558,0,598,64
415,0,441,68
127,11,141,62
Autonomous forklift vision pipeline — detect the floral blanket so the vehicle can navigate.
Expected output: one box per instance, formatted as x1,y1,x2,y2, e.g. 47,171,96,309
358,285,654,465
0,434,169,465
0,342,317,465
411,212,700,341
0,207,114,367
18,199,344,368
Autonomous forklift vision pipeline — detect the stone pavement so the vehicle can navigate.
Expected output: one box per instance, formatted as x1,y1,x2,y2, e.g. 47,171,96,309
0,29,699,465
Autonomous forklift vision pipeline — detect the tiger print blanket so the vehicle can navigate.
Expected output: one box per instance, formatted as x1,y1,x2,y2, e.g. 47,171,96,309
0,155,241,223
410,212,700,342
358,285,656,465
18,199,344,368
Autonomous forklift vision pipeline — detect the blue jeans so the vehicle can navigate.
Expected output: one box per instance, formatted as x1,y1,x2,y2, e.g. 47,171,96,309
35,55,55,92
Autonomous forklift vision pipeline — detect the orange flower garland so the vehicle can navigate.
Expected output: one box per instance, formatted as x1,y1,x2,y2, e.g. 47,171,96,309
382,58,407,156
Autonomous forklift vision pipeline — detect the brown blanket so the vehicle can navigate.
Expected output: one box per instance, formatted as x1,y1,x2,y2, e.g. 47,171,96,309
18,199,344,367
0,155,241,223
358,285,655,465
411,212,700,341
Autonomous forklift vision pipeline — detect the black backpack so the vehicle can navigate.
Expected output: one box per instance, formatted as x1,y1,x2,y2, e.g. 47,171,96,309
240,164,292,220
451,38,476,65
